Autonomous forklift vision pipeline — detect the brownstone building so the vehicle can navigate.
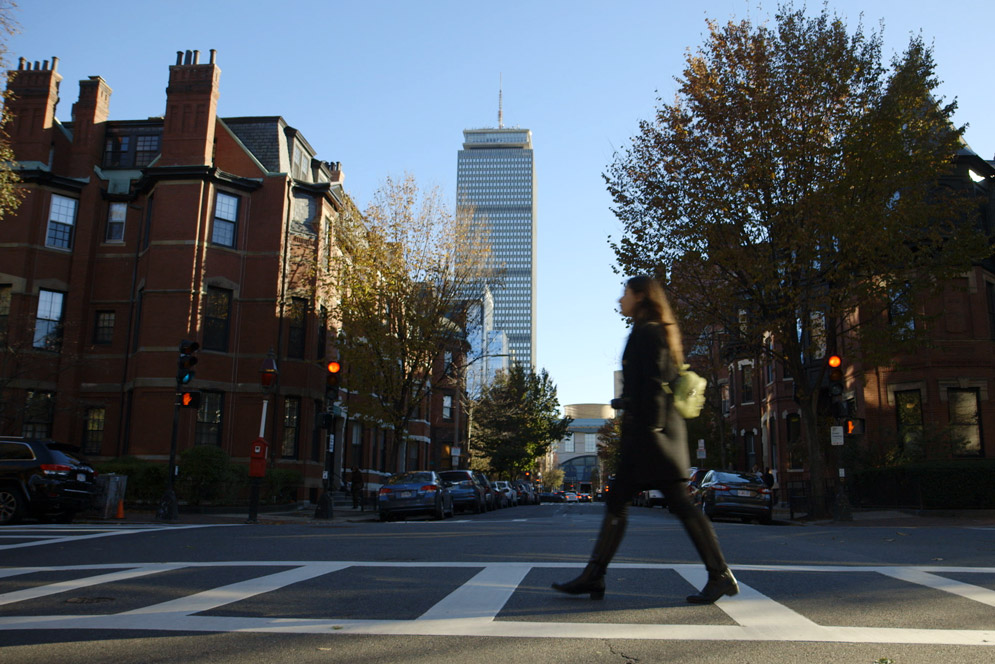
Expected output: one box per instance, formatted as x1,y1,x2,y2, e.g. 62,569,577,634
0,50,466,500
713,148,995,493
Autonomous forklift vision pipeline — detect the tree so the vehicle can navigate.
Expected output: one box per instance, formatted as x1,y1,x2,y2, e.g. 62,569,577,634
605,4,987,516
0,1,22,221
330,174,490,472
471,363,573,478
595,415,621,478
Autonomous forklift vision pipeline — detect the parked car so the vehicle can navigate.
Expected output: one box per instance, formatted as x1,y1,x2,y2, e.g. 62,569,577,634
377,471,454,521
539,491,564,503
634,489,666,507
473,472,499,510
687,467,712,496
512,480,537,505
0,437,99,525
437,470,484,514
693,470,773,524
492,480,518,507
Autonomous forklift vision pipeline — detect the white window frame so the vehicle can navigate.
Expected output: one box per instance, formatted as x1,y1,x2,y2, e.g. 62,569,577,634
211,192,239,247
106,202,126,243
33,289,65,350
46,194,77,250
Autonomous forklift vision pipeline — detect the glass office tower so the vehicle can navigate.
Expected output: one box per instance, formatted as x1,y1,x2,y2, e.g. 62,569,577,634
457,127,536,367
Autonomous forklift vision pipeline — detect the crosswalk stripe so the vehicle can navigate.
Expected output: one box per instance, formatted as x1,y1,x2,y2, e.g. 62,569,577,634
1,562,993,645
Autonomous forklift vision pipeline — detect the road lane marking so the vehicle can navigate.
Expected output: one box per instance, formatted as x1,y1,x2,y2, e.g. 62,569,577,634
1,562,993,645
0,524,239,551
117,564,348,617
878,567,995,609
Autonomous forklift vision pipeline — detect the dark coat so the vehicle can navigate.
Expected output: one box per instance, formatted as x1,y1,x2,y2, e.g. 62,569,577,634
617,320,690,485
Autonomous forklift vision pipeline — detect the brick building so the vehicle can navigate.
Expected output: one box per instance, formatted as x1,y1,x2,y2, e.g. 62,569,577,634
0,50,464,500
713,148,995,491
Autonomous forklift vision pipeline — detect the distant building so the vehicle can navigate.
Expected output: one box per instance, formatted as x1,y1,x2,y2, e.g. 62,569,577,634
457,125,536,367
545,404,612,492
465,284,509,397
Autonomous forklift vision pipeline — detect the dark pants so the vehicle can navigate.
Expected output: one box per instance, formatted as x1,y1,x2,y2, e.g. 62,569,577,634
352,489,363,510
594,475,727,575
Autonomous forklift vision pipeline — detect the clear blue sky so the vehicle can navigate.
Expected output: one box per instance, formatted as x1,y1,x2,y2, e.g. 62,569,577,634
9,1,995,409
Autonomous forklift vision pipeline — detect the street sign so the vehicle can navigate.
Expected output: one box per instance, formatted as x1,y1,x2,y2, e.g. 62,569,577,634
830,426,844,446
696,448,706,459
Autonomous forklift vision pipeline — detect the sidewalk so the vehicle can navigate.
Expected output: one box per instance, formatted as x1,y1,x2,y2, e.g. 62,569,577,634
773,504,995,528
85,502,380,526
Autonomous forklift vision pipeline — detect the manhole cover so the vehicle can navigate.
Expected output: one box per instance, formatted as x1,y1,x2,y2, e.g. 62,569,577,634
65,596,115,604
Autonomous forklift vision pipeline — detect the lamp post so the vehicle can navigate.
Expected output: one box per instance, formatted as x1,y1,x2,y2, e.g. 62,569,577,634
248,350,278,523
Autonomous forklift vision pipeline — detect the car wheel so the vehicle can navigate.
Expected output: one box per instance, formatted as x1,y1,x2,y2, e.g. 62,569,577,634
433,498,445,520
700,499,713,520
474,498,482,514
760,511,773,525
379,511,389,522
0,486,24,525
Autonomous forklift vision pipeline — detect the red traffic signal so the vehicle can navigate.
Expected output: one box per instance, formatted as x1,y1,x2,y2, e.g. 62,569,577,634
178,391,201,408
827,355,844,396
326,360,342,396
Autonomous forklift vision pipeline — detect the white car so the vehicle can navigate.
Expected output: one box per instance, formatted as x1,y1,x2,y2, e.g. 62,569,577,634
563,492,579,502
492,480,518,507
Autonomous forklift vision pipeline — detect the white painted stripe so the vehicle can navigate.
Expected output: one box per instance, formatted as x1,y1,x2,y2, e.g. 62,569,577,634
417,564,531,621
0,524,239,551
0,565,179,606
878,567,995,608
117,564,346,616
675,565,825,642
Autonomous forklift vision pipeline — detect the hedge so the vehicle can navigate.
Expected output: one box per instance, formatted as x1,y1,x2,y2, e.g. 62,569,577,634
851,459,995,509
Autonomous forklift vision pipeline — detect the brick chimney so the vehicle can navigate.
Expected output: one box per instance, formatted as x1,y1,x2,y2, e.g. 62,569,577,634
69,75,112,176
4,57,63,163
159,49,220,166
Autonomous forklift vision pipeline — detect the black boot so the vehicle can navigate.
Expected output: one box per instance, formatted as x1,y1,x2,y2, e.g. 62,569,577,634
686,568,739,604
552,510,626,601
551,561,606,600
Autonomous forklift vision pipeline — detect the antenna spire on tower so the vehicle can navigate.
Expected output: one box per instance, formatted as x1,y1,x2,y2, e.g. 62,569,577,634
498,73,503,129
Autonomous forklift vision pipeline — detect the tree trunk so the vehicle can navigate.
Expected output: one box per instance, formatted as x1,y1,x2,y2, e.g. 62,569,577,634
801,395,828,518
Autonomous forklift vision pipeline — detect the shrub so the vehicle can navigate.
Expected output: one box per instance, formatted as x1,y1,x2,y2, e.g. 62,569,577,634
177,445,235,505
263,467,302,503
93,456,166,504
852,459,995,509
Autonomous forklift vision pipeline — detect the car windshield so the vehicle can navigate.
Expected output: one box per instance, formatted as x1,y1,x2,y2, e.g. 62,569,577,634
48,449,84,466
388,472,434,485
438,471,470,482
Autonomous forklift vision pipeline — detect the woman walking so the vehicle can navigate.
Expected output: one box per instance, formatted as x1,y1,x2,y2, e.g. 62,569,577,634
552,275,738,604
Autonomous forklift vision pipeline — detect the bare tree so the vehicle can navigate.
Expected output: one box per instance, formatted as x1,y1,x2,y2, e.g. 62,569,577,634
329,174,490,472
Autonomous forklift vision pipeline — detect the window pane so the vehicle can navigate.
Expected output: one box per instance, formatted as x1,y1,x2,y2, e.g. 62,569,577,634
282,397,300,457
106,202,126,242
34,290,64,350
84,408,105,454
212,193,239,247
195,392,224,446
948,389,981,455
203,288,231,351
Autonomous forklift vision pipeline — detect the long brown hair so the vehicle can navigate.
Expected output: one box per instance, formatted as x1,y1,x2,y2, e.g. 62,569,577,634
626,275,685,366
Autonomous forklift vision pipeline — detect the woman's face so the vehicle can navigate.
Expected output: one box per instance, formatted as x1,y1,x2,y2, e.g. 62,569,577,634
619,286,643,318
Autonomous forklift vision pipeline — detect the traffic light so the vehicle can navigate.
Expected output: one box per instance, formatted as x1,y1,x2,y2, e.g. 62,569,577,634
827,354,844,397
325,360,342,398
845,418,865,435
176,340,199,386
178,390,201,409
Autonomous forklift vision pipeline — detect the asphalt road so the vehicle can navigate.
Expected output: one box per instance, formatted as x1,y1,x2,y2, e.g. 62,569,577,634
1,502,993,663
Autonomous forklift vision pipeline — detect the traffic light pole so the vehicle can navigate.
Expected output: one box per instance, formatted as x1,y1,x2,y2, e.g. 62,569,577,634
157,399,181,521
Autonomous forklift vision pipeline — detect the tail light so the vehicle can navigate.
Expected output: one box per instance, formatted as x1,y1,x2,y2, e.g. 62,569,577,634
40,464,73,474
421,485,438,492
710,484,731,491
758,487,772,494
379,487,392,496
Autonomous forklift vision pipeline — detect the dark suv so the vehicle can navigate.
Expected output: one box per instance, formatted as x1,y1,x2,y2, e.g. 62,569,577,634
0,437,99,524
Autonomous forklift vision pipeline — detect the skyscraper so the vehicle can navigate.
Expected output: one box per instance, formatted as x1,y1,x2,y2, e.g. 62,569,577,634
457,126,536,367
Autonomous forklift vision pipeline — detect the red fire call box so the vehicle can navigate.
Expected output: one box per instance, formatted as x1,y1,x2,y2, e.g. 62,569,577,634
249,438,268,478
